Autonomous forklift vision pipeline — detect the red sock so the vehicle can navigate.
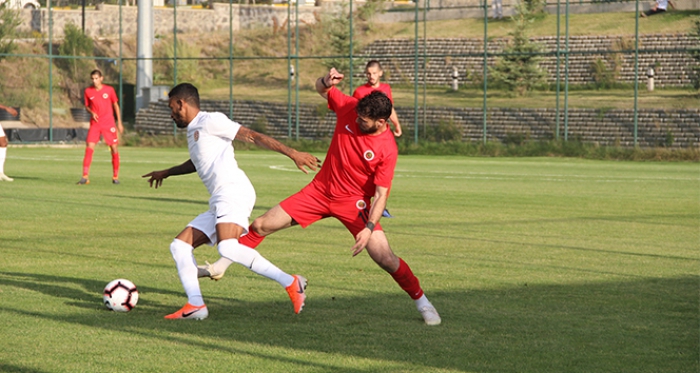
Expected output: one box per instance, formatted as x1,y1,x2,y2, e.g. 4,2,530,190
82,147,94,177
239,227,265,249
390,258,424,300
112,152,120,179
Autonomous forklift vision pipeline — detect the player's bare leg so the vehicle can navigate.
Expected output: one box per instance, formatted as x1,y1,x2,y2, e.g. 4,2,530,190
199,221,306,313
0,136,13,181
199,204,295,278
166,226,211,319
366,231,441,325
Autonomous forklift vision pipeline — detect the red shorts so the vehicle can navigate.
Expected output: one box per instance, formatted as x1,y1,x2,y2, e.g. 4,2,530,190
280,181,382,237
87,125,118,145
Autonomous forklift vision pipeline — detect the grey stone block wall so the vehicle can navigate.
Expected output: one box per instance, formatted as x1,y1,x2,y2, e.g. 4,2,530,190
19,4,319,37
361,34,697,87
135,99,699,148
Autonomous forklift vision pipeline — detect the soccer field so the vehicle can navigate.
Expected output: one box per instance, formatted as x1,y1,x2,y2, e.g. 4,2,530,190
0,147,697,373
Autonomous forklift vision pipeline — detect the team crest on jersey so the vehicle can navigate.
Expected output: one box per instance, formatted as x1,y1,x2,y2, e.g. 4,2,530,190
102,93,109,99
194,130,200,142
363,150,375,161
355,200,367,210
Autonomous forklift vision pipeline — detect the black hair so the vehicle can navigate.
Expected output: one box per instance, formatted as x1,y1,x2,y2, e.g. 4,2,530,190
356,91,392,121
365,60,382,70
168,83,200,109
90,69,103,77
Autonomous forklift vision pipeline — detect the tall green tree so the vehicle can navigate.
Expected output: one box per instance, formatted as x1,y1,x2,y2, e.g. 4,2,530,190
489,1,548,96
320,2,361,84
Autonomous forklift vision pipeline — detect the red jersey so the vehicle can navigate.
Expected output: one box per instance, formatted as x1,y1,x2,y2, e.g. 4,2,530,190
352,83,394,103
312,87,398,199
84,85,118,127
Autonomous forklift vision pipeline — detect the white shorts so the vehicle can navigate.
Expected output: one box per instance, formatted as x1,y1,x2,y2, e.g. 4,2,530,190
187,185,256,245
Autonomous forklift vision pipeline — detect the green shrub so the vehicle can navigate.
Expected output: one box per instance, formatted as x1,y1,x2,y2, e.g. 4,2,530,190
58,23,94,81
0,7,21,60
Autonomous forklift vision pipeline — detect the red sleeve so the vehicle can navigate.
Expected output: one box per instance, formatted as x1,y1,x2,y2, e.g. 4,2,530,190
381,84,394,103
109,86,118,104
373,137,398,189
328,87,357,118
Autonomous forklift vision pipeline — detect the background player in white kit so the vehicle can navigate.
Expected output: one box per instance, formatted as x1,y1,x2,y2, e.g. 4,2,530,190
143,83,321,320
0,103,18,181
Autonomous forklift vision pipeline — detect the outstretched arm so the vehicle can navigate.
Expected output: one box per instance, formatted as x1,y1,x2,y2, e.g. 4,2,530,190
235,126,321,174
142,159,196,188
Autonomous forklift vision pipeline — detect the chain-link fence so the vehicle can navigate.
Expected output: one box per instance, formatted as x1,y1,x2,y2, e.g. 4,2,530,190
0,0,698,146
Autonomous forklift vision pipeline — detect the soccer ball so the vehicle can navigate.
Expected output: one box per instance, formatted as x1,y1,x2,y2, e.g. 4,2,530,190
103,279,139,312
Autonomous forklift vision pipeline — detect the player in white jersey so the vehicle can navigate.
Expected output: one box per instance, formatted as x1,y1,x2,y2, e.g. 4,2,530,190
0,103,18,181
143,83,321,320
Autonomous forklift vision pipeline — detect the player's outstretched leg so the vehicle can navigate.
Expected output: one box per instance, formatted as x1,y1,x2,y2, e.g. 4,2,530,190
197,226,267,280
367,231,441,325
285,274,307,314
390,257,441,326
215,238,306,314
166,238,208,320
164,302,209,320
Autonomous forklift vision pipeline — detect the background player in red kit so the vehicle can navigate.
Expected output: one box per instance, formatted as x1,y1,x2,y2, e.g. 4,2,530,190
78,69,124,185
354,60,402,218
353,60,402,138
199,67,441,326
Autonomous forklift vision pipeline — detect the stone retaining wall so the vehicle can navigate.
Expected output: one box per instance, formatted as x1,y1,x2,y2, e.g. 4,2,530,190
361,34,696,87
135,99,700,148
17,4,318,37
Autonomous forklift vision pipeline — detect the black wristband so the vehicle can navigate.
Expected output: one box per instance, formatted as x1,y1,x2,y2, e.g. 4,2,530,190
365,222,375,232
320,76,330,88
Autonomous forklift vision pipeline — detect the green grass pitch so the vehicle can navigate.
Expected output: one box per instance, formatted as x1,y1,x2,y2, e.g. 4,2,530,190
0,146,697,372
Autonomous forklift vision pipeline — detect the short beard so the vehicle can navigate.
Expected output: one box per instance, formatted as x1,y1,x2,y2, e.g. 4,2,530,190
359,124,379,134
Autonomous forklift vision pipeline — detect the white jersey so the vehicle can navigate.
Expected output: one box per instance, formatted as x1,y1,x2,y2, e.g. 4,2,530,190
187,111,253,197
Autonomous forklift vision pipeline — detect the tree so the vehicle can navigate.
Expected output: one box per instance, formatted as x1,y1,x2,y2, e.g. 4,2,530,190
0,6,22,61
489,1,548,96
690,17,700,90
320,2,361,84
58,23,94,106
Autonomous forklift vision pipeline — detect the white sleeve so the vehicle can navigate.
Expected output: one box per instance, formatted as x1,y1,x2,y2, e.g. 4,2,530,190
207,112,241,142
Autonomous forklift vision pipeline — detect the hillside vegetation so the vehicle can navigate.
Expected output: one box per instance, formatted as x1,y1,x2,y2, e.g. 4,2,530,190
0,10,697,128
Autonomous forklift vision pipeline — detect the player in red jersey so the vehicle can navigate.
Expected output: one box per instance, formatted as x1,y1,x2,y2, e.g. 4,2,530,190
353,60,402,138
354,60,401,218
199,68,441,325
78,69,124,185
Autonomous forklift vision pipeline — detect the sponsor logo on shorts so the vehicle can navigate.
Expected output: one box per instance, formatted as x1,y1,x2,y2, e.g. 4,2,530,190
363,150,374,161
355,200,367,210
194,130,199,142
102,93,109,99
110,127,116,133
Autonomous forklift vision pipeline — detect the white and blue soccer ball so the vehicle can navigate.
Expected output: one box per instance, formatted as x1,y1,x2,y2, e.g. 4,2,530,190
103,279,139,312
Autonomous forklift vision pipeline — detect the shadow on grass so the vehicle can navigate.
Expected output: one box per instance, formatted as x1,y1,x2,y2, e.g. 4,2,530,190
0,272,697,372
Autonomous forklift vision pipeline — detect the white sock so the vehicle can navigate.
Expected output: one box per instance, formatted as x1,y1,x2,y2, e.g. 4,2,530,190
170,239,204,306
0,147,6,174
217,239,294,288
414,294,432,310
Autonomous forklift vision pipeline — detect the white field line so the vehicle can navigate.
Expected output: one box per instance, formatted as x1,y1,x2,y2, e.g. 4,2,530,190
269,165,699,182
